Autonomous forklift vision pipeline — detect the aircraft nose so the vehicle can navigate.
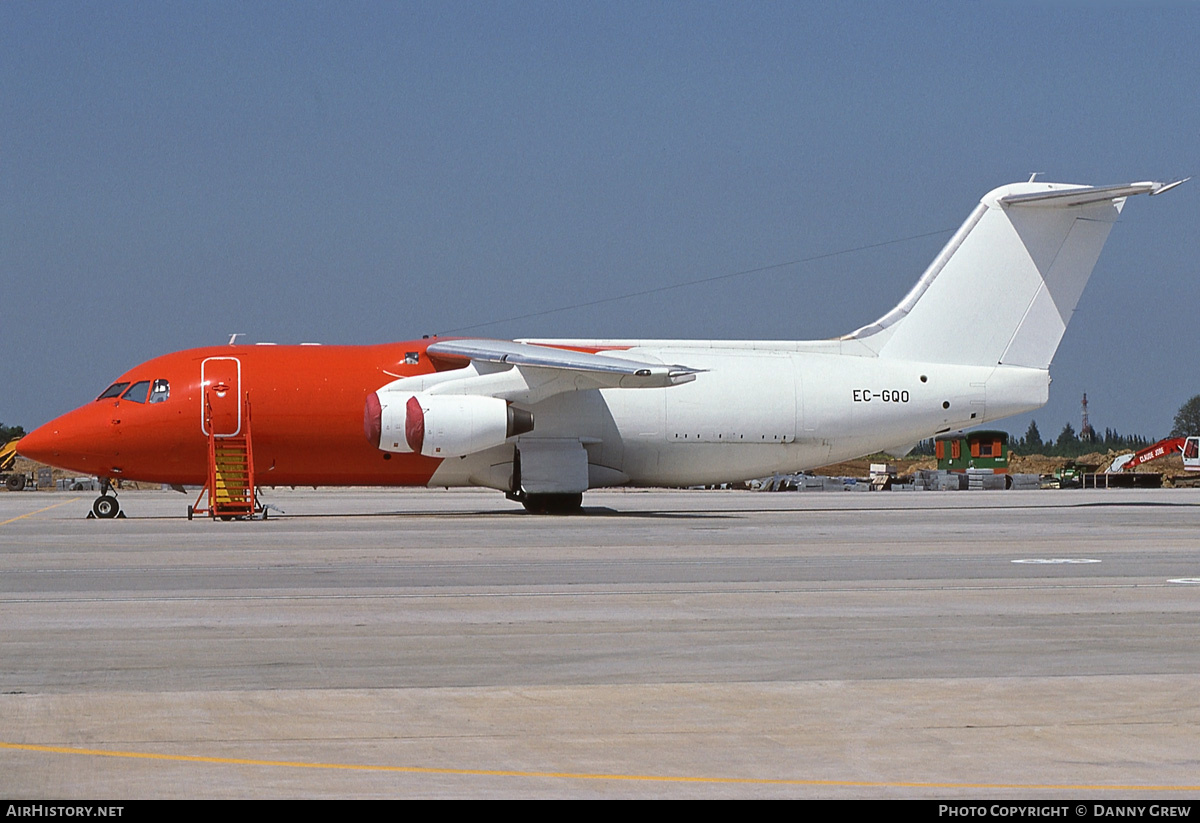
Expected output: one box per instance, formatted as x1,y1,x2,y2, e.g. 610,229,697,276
15,420,58,465
17,404,119,473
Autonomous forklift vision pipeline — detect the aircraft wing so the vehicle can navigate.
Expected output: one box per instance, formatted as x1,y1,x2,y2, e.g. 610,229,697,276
426,338,701,389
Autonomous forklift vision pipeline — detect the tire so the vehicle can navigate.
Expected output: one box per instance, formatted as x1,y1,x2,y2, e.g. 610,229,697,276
92,495,120,519
6,474,26,492
521,493,584,514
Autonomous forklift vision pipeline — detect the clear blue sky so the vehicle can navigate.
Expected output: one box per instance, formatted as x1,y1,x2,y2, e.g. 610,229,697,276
4,1,1198,443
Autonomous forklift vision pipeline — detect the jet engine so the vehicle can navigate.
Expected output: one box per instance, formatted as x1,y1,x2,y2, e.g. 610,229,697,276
365,392,533,458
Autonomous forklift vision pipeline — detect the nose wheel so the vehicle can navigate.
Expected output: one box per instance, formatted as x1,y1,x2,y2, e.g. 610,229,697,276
88,479,125,519
91,495,121,518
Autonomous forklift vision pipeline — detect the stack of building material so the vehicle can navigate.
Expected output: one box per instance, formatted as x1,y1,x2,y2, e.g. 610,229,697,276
966,469,1006,490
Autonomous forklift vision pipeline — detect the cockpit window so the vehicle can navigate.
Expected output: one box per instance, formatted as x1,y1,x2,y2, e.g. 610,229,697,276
98,382,130,400
148,379,170,404
122,380,151,404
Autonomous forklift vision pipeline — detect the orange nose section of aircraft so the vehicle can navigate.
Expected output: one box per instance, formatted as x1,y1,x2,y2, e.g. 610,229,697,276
17,402,123,476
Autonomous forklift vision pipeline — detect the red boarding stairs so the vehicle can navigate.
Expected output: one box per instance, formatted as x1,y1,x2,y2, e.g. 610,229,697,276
190,391,263,520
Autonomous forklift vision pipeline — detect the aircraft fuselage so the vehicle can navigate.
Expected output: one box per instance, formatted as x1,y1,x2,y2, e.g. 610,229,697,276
19,338,1047,491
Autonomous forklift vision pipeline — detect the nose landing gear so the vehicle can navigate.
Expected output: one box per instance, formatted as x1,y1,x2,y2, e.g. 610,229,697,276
88,478,124,519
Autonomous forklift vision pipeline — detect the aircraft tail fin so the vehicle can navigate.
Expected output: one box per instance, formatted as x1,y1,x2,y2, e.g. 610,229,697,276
846,180,1184,369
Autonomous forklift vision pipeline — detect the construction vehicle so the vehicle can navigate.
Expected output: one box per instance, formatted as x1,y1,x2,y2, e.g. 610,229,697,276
1108,436,1200,473
0,437,31,490
1051,461,1101,489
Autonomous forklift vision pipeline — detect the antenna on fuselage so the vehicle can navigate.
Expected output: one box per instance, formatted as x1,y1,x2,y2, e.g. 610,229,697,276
228,333,243,346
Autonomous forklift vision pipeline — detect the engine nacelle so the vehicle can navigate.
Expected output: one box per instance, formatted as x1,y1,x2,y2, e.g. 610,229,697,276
365,392,533,458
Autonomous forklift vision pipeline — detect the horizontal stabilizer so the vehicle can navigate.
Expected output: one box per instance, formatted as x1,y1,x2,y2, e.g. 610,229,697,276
998,179,1188,208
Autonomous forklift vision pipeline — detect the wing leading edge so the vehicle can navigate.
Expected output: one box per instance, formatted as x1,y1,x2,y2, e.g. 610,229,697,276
427,338,701,389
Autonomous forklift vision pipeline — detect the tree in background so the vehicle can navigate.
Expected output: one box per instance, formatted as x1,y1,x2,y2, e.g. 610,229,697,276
0,423,25,442
1101,428,1152,454
1021,420,1044,453
1056,422,1081,457
1169,395,1200,438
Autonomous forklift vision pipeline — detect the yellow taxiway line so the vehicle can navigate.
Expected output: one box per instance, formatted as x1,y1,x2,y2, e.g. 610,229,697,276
0,498,81,526
2,741,1199,791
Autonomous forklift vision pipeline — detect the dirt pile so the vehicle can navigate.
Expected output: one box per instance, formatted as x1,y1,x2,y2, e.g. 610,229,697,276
814,449,1184,479
1011,451,1184,476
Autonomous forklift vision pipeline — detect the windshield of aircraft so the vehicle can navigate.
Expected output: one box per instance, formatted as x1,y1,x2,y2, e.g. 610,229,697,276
122,381,151,403
96,379,170,403
97,382,129,400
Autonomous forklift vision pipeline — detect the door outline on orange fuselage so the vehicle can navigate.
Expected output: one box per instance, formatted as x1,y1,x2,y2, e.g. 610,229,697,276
200,356,242,437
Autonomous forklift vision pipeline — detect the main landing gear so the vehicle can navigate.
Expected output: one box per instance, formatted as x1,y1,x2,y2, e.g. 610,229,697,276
507,448,585,514
512,492,584,515
88,478,124,519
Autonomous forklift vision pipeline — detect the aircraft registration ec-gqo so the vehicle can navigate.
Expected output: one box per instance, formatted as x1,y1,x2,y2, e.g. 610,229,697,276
18,178,1183,517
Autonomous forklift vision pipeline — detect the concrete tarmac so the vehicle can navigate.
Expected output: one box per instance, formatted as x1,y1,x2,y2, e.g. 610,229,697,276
1,486,1199,798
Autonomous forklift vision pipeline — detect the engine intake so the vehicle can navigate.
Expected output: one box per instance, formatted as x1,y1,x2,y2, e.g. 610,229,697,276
366,392,533,457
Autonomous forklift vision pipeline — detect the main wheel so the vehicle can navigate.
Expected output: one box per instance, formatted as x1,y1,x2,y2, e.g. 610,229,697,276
521,493,584,514
92,495,120,519
6,474,26,491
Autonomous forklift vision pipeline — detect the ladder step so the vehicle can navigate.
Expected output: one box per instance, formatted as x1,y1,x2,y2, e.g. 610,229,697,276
201,391,260,520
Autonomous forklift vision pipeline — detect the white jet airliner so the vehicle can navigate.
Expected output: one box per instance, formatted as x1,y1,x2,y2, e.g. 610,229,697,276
19,178,1183,515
